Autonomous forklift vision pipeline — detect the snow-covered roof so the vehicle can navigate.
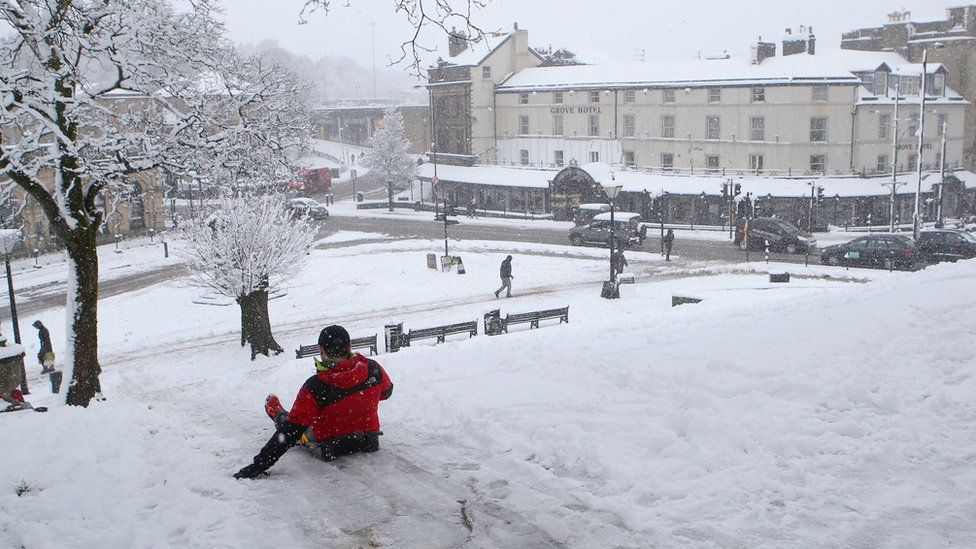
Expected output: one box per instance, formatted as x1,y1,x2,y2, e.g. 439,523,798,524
417,162,972,198
497,53,862,91
815,49,946,76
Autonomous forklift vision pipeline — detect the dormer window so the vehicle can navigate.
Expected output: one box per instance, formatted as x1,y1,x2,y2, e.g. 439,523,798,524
482,66,491,79
874,71,888,96
927,73,946,96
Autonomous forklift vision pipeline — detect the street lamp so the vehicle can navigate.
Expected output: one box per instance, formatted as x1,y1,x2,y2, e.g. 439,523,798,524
0,229,26,394
913,45,945,238
601,183,623,300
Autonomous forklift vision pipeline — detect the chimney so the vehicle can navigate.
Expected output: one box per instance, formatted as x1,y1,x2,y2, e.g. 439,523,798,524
783,25,815,56
448,27,468,57
751,38,776,64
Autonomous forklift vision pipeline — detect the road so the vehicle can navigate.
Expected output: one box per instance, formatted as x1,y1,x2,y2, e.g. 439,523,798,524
321,213,817,266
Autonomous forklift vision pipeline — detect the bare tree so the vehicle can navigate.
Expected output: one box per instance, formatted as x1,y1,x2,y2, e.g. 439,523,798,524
362,108,416,212
178,194,316,359
0,0,305,406
300,0,490,77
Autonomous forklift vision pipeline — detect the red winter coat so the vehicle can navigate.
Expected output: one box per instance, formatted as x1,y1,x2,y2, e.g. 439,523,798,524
286,353,393,442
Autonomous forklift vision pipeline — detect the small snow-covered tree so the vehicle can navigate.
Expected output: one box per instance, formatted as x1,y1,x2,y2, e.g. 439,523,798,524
178,194,316,359
362,108,416,212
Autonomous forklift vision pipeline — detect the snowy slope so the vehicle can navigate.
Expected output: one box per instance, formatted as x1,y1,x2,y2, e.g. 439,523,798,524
1,236,974,547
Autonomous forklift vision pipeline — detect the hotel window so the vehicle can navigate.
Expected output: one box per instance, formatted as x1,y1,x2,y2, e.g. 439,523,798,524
907,153,917,169
706,155,720,173
519,115,529,135
554,150,564,167
624,90,636,103
554,91,563,104
519,149,529,165
624,151,636,167
662,115,675,138
589,150,600,163
589,90,600,103
553,114,564,135
878,114,890,139
588,114,600,136
874,71,888,95
751,87,765,102
937,113,947,135
623,114,636,137
810,154,826,174
663,89,675,103
897,76,919,96
907,114,919,136
661,153,674,170
927,73,946,96
482,66,491,79
877,154,888,172
706,116,720,140
812,85,828,102
750,154,764,174
519,92,529,105
708,88,722,103
810,117,827,142
936,151,943,170
750,116,765,141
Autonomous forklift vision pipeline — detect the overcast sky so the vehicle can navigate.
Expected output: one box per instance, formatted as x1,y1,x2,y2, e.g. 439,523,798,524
219,0,958,75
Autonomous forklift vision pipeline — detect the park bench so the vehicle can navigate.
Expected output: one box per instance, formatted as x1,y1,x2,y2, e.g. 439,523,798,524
401,320,477,346
295,334,379,359
501,306,569,333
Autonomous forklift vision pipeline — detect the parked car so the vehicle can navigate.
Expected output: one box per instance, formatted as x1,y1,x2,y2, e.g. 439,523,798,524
568,212,645,248
915,229,976,263
287,198,329,220
573,203,611,226
734,217,816,254
820,234,916,270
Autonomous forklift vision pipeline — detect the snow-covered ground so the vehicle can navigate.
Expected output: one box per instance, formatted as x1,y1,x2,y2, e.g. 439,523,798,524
2,234,974,547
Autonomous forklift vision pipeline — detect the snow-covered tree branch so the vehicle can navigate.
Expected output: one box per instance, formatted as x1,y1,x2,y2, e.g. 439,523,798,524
362,108,416,212
178,193,316,359
0,0,308,406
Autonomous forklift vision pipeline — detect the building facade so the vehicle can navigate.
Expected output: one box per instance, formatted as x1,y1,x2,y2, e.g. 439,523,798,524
842,5,976,169
313,102,431,154
427,25,968,179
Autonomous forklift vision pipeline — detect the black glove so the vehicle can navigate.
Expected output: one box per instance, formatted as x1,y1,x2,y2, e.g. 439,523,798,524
234,463,267,479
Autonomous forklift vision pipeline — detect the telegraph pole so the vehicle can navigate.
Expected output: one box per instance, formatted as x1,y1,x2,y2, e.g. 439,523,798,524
912,50,928,240
937,117,947,226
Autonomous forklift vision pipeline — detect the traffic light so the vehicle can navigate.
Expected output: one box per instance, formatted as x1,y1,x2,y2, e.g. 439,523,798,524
816,186,824,203
733,183,742,196
720,184,728,198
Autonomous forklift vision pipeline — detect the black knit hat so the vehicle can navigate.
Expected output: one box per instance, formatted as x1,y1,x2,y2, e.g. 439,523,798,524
318,325,350,357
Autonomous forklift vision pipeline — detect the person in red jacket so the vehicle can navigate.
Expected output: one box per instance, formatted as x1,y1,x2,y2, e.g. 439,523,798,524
235,325,393,479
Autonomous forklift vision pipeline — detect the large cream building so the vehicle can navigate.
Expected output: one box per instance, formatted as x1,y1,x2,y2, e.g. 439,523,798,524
428,25,967,178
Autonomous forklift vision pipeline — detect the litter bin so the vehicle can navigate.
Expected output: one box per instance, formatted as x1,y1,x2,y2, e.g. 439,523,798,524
484,309,503,336
384,323,403,353
49,370,63,393
454,256,465,275
356,191,364,202
0,341,26,397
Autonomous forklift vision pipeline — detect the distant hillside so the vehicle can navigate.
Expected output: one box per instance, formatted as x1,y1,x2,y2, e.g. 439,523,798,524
239,40,424,105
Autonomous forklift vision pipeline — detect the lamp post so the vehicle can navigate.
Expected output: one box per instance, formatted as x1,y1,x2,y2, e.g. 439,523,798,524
0,229,26,394
912,50,929,240
601,183,623,300
937,117,947,227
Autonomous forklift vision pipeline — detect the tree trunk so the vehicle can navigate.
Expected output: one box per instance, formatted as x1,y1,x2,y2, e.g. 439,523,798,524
388,185,394,213
65,228,102,407
237,289,282,359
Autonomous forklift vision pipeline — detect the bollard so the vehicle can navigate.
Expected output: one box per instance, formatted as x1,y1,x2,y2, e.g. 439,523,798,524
805,250,809,267
114,234,122,254
49,370,63,394
33,248,40,269
764,239,769,264
163,241,169,258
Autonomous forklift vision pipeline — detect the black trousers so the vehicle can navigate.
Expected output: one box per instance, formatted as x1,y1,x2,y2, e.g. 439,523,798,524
273,411,381,461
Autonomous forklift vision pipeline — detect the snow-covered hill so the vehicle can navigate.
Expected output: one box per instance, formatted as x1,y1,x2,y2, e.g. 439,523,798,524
2,237,974,547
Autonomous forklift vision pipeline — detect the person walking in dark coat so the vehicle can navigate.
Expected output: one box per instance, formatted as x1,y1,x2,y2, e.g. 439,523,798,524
32,320,54,374
494,255,513,298
663,229,675,261
611,250,628,274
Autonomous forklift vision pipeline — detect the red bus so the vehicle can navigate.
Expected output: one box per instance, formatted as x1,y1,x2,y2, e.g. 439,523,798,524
287,167,332,194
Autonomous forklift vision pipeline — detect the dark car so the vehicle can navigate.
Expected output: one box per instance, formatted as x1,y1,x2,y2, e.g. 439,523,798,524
568,212,644,248
915,229,976,263
287,198,329,220
820,234,917,270
734,217,816,254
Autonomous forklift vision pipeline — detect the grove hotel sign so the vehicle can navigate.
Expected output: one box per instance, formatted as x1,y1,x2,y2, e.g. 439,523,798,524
550,106,602,114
